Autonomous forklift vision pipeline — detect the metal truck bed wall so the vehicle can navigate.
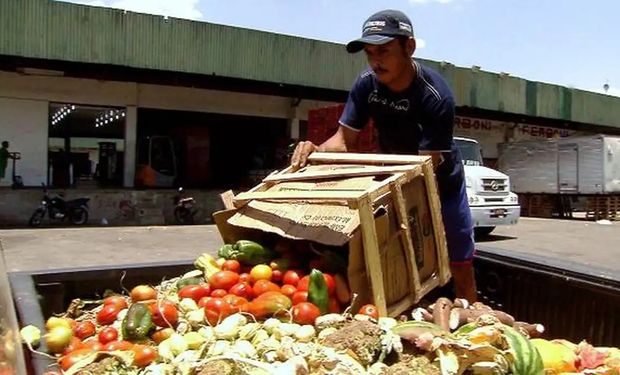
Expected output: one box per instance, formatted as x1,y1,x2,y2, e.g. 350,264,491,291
498,134,620,194
9,253,620,373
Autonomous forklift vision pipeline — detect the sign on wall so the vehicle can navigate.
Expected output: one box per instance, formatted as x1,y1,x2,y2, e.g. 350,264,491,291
453,116,508,159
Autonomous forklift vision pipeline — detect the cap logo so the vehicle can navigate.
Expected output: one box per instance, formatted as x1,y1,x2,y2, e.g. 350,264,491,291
363,20,386,32
399,22,412,33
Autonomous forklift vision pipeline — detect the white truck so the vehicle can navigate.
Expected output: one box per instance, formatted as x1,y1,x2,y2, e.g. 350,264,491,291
455,137,520,236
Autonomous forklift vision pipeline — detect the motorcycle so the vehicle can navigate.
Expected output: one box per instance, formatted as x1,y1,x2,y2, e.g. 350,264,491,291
28,184,90,227
173,187,197,225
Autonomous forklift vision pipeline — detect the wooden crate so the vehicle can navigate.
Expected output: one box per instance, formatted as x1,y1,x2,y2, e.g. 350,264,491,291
586,196,620,221
213,152,451,317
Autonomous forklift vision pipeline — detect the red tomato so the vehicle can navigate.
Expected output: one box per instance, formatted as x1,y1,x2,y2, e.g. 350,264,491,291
73,321,96,340
222,260,241,273
271,269,283,283
148,300,179,328
358,304,380,319
238,273,251,284
292,291,308,305
98,327,118,344
280,284,297,299
297,276,310,291
282,270,302,287
323,274,336,296
198,296,212,308
210,289,228,298
229,282,254,299
178,284,211,302
132,344,158,367
59,348,93,371
151,328,174,344
292,302,321,325
209,271,240,291
96,304,121,325
130,285,157,302
82,338,103,352
103,296,128,310
329,297,340,313
203,298,234,326
104,340,134,352
223,294,248,310
252,280,280,296
62,337,84,355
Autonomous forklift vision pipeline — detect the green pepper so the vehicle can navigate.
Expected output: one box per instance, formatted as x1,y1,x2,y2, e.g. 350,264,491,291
308,269,329,314
176,276,204,289
228,240,278,266
218,244,234,259
122,303,155,341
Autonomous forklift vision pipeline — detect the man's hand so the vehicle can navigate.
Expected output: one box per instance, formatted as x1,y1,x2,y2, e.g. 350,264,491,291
291,141,319,171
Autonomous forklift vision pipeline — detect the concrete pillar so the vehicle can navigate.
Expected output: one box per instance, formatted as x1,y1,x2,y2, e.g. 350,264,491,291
123,106,137,187
289,118,300,140
287,99,302,141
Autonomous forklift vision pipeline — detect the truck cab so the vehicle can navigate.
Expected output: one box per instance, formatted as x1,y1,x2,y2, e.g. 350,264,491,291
455,137,520,236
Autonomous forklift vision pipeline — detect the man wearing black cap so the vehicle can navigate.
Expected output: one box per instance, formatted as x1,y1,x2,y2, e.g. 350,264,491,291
291,9,477,302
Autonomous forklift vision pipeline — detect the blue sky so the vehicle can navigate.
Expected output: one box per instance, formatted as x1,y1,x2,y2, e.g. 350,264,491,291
64,0,619,97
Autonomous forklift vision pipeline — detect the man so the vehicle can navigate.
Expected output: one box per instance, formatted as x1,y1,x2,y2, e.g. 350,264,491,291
291,9,477,302
0,141,14,182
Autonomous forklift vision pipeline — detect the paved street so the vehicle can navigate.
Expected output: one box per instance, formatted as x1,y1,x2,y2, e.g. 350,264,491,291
1,217,618,277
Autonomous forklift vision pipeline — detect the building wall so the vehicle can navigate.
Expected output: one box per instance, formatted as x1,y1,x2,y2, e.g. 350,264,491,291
0,97,48,187
0,71,337,186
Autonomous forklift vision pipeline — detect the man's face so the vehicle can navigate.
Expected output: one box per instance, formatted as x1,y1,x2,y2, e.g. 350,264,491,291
363,38,413,87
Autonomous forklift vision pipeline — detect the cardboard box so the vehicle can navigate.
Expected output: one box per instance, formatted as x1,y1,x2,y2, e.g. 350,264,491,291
213,152,451,317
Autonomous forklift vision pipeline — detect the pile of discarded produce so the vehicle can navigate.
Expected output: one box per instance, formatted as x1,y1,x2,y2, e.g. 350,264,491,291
20,240,620,374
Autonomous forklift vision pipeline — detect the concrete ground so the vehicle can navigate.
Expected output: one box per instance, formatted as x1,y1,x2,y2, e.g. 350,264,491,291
1,217,619,277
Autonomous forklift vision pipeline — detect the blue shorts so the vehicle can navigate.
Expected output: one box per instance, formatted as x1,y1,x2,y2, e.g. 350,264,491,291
440,180,475,263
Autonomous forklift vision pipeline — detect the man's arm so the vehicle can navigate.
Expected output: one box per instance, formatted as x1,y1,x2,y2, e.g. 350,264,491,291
291,126,359,170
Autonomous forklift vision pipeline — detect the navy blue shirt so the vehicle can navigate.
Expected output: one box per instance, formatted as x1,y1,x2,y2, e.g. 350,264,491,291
339,60,464,198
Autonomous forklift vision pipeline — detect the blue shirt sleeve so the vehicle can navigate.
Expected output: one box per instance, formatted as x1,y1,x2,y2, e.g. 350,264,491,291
419,97,455,151
338,75,371,132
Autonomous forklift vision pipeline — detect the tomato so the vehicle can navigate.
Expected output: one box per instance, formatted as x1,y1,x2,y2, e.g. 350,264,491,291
209,271,240,290
148,300,179,328
198,296,212,308
323,274,336,296
96,304,121,325
73,321,96,340
292,291,308,305
292,302,321,325
203,298,234,326
45,317,72,331
229,282,254,299
45,326,74,354
59,348,93,371
222,260,241,273
97,327,118,344
358,304,380,319
103,340,133,352
252,280,280,296
103,295,128,310
130,285,157,302
329,297,340,313
282,270,302,287
271,269,283,283
151,328,174,344
297,276,310,291
238,273,251,284
223,294,248,310
132,344,158,367
210,288,228,298
62,337,84,355
82,338,103,352
178,284,211,302
250,264,273,282
280,284,297,299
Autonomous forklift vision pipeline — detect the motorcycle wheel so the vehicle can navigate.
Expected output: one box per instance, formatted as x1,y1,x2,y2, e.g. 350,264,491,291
69,207,89,225
174,207,193,225
28,209,45,227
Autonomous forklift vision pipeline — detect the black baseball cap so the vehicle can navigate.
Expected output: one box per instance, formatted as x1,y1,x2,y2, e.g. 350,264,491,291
346,9,414,53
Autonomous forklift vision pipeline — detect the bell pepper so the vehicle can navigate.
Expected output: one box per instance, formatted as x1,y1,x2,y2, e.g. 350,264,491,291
176,276,204,289
218,244,234,259
227,240,278,266
308,269,329,314
194,253,221,280
122,303,155,341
